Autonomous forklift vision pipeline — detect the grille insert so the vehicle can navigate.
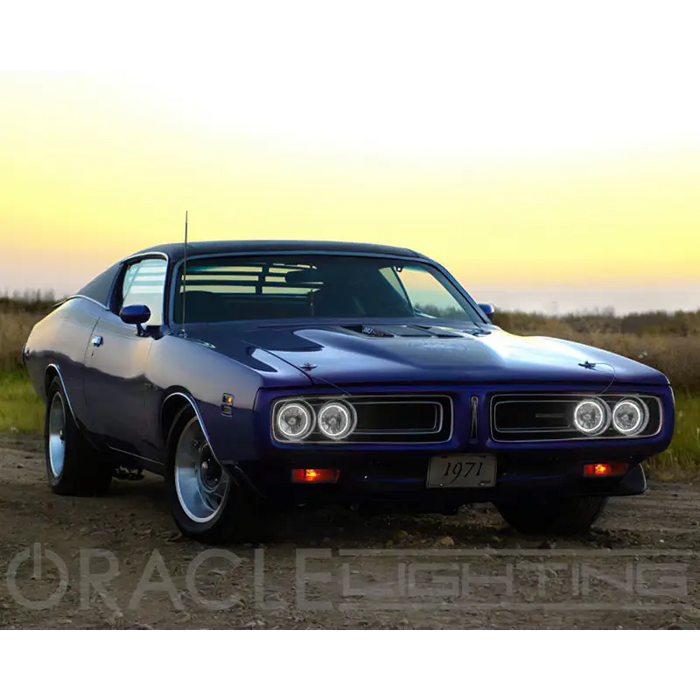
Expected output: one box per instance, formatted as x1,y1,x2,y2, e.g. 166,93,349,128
491,393,662,441
273,394,453,444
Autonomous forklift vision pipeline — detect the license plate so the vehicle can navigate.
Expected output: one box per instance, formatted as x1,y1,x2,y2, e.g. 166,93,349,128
426,454,497,488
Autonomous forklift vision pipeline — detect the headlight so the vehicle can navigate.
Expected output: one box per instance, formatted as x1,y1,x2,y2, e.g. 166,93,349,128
572,399,609,436
276,401,315,441
612,399,648,436
317,401,357,440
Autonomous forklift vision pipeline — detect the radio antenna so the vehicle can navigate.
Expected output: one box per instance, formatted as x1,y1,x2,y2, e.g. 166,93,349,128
181,210,188,337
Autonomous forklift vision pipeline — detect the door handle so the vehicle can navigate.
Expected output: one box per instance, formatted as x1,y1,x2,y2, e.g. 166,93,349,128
91,335,104,347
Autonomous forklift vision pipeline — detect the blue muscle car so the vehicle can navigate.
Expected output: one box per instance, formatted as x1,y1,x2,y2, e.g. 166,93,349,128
23,241,675,542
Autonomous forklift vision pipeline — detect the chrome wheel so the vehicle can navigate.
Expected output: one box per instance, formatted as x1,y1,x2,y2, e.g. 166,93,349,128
174,417,230,523
48,392,66,478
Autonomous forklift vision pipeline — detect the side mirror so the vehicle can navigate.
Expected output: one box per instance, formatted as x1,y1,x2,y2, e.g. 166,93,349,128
120,304,151,335
478,303,495,321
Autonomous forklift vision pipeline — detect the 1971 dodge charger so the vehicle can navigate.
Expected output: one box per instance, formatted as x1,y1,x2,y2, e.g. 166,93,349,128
23,241,675,542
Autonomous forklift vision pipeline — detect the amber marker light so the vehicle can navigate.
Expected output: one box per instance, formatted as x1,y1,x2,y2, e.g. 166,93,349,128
292,469,340,483
583,463,628,477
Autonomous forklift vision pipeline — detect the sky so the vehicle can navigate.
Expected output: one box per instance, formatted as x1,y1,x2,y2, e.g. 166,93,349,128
1,2,699,314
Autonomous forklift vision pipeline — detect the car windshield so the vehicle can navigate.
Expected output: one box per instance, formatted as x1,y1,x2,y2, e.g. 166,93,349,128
171,255,481,324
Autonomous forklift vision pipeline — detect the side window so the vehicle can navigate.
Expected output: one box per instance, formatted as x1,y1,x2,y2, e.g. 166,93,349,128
119,258,167,326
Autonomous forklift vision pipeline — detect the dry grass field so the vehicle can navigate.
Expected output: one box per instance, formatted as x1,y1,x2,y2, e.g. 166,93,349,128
0,296,698,478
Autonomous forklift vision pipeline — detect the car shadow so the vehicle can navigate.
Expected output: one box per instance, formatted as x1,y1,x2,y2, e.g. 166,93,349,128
107,475,621,550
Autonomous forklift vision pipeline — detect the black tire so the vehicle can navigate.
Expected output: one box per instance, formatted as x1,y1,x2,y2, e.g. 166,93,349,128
44,377,113,496
495,495,608,535
164,406,266,544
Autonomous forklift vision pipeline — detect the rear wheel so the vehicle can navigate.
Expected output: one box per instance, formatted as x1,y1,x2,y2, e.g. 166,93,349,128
495,495,608,535
44,378,112,496
165,406,265,543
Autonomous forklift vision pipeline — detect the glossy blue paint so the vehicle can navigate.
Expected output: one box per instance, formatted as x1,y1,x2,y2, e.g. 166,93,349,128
189,321,666,388
120,304,151,326
478,303,495,320
23,240,674,505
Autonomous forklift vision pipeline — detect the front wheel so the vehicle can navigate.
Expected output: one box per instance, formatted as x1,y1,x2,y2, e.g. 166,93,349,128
495,495,608,535
164,407,265,543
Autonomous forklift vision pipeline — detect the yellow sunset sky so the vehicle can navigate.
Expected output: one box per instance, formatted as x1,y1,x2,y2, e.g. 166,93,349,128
1,2,699,313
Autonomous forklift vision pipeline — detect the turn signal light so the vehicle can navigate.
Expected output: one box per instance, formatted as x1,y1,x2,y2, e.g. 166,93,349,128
583,462,628,477
292,468,340,483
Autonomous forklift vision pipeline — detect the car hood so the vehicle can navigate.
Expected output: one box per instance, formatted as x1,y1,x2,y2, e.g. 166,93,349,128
186,322,667,388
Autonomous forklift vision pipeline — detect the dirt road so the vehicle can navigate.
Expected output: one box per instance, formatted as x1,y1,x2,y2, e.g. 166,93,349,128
0,434,698,629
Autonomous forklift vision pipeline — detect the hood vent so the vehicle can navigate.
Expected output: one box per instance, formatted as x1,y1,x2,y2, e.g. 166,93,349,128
344,325,431,338
343,324,489,339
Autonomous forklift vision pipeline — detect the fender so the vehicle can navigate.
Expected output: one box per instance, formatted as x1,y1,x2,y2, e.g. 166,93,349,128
161,391,217,457
44,363,106,455
159,390,264,496
45,364,79,425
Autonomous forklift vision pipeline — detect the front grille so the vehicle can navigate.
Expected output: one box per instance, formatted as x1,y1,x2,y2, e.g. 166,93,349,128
274,394,453,443
491,393,662,441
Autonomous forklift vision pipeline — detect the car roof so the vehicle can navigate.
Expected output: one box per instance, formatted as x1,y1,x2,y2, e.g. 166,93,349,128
129,240,429,263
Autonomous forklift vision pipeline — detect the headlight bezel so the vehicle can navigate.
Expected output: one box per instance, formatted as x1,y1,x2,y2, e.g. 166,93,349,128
316,400,358,441
572,398,611,437
274,400,316,442
611,398,649,436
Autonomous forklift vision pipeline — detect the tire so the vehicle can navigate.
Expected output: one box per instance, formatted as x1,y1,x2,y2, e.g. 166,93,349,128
164,406,265,544
44,377,113,496
495,495,608,535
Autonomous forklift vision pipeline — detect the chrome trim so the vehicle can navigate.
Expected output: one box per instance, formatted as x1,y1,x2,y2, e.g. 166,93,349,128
470,396,479,442
65,295,111,311
118,250,171,266
274,400,317,442
611,398,650,436
572,398,612,437
316,400,358,441
271,393,454,445
45,364,78,424
162,392,224,465
490,392,664,442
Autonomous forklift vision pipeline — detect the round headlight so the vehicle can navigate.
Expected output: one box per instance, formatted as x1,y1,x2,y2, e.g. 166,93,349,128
612,399,648,436
572,399,609,436
317,401,357,441
276,401,314,441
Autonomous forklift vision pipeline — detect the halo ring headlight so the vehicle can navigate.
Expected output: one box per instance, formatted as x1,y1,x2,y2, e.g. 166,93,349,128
276,401,315,441
572,399,610,436
317,401,357,441
612,399,648,436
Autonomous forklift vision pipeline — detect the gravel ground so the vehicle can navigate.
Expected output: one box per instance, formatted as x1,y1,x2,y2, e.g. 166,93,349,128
0,434,698,629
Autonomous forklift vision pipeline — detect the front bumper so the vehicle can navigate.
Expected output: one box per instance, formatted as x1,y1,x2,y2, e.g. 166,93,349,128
232,451,648,507
215,381,672,506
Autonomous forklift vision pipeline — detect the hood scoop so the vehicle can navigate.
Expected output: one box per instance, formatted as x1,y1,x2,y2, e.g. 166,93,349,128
345,325,431,338
343,324,490,339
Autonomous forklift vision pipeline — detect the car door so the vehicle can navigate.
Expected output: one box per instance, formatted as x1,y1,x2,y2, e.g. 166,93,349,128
83,255,168,460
